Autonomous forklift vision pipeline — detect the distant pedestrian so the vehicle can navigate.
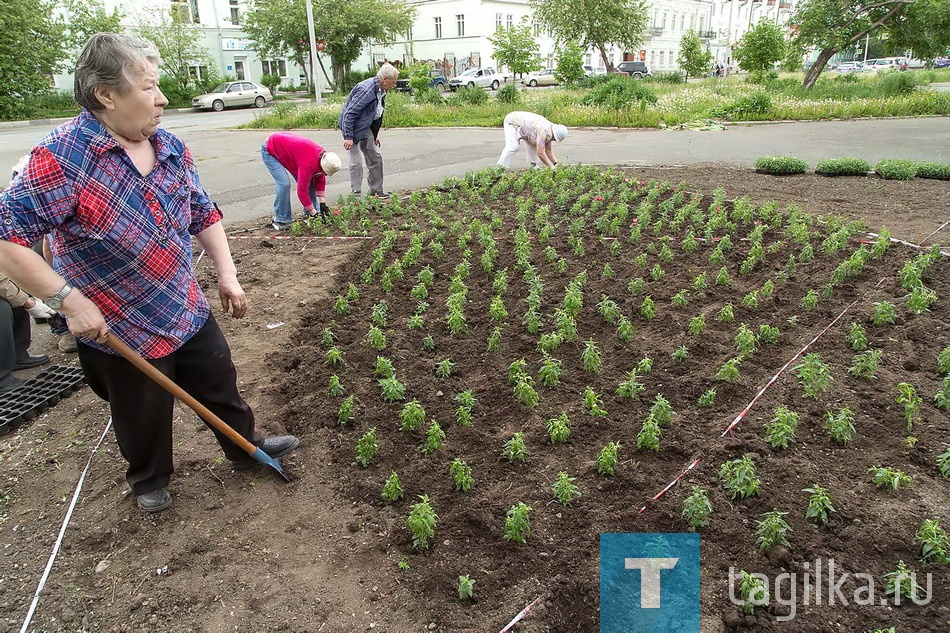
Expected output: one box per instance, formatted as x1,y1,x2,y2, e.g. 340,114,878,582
339,63,399,199
261,132,341,231
496,111,568,170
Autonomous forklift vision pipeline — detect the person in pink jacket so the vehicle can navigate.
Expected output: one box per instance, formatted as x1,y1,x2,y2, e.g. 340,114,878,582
261,133,341,230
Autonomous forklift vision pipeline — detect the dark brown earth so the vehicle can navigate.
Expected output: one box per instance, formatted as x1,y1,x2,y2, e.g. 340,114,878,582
1,165,948,633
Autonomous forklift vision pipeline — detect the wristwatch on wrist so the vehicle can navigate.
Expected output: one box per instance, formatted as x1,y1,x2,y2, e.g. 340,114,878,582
45,283,73,310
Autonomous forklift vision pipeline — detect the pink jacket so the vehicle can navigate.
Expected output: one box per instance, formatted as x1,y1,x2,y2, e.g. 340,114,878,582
265,133,328,209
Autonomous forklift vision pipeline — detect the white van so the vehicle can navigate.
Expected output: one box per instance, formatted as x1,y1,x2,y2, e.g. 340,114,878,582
862,58,902,73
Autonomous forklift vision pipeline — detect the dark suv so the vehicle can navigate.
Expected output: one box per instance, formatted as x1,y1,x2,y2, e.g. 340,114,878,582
616,61,652,79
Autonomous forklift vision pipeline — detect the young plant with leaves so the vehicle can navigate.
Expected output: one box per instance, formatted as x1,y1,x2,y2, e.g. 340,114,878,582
869,466,911,491
537,353,563,387
435,358,454,379
650,394,675,428
697,388,716,408
637,417,662,452
896,382,921,432
755,510,792,552
824,407,856,445
884,560,925,602
584,386,608,417
504,502,532,544
355,428,378,467
758,324,780,344
717,303,735,323
328,374,344,398
547,412,572,444
457,575,476,601
915,519,950,565
765,406,798,450
848,349,882,379
716,357,742,383
597,442,621,476
502,432,527,462
450,458,474,492
338,395,356,426
794,353,832,399
407,495,439,550
719,455,761,500
734,324,757,356
682,487,712,531
552,471,581,507
802,484,834,526
399,400,426,432
381,471,405,502
421,420,446,455
581,339,603,373
871,301,897,326
936,377,950,412
616,369,645,400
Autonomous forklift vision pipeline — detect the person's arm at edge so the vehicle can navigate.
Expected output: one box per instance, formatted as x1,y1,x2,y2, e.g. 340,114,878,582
194,221,247,319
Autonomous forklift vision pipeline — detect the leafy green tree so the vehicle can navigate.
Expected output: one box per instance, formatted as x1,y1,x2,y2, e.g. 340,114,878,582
554,41,586,84
244,0,414,93
132,6,212,93
791,0,915,90
677,30,712,80
488,17,542,80
885,0,950,62
407,61,433,93
60,0,124,52
531,0,649,72
733,19,787,81
0,0,66,120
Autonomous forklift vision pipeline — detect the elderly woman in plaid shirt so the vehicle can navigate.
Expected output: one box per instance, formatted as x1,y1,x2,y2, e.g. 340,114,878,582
0,33,299,514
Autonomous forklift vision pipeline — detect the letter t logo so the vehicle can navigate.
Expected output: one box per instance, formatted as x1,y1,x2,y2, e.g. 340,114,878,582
624,558,679,608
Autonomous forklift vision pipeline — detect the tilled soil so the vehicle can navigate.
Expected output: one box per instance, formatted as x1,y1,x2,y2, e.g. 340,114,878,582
0,165,948,633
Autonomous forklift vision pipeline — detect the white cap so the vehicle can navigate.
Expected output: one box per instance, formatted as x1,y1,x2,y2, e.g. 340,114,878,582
321,151,342,176
552,124,568,142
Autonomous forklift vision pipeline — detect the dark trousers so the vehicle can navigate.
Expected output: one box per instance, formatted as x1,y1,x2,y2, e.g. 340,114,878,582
0,299,31,389
78,315,262,494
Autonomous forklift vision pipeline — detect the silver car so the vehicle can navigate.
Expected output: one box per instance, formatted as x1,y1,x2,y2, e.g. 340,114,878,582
448,68,500,91
521,69,559,87
192,81,272,111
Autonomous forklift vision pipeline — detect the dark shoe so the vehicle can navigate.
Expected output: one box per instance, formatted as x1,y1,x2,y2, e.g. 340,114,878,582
231,435,300,470
137,487,172,513
15,355,49,370
369,191,392,200
0,377,26,393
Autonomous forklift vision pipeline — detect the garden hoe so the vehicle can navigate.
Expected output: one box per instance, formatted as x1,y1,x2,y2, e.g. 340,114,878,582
105,333,292,482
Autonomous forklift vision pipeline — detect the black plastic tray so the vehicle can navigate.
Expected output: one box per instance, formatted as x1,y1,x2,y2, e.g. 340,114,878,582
0,365,86,434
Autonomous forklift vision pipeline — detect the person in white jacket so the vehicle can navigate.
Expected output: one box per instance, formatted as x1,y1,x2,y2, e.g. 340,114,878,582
497,111,568,169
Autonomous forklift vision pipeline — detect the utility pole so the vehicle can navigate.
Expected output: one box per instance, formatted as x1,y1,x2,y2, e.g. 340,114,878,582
306,0,323,105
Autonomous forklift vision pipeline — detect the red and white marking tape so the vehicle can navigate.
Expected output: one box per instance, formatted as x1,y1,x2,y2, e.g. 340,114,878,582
499,595,544,633
226,235,375,241
720,275,887,436
858,232,949,257
637,458,702,514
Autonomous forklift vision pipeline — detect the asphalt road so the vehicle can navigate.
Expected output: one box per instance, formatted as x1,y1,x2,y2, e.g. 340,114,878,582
1,107,948,227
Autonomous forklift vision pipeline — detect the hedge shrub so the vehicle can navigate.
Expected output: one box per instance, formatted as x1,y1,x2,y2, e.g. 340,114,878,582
875,159,918,180
754,156,809,175
581,77,658,110
496,84,520,104
814,157,872,176
914,162,950,180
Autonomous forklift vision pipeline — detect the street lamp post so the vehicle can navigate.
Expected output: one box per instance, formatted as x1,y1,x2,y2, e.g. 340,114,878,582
306,0,323,105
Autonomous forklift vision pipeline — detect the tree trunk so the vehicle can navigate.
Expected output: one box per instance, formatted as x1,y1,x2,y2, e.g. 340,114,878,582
598,44,613,72
801,48,837,91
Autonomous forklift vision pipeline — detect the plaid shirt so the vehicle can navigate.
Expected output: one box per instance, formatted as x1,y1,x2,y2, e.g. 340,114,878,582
0,110,222,359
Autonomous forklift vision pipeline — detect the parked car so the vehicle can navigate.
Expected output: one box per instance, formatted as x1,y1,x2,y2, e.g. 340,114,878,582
521,68,559,87
834,61,864,73
448,67,501,91
583,65,595,76
615,61,652,79
395,69,448,93
862,58,901,73
192,81,272,111
934,57,950,69
902,58,926,69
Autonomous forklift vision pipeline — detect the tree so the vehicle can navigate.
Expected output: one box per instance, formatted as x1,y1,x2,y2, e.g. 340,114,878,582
885,0,950,62
60,0,124,53
531,0,649,72
677,30,712,81
132,6,212,93
554,41,586,85
733,19,787,81
791,0,914,90
488,17,542,80
244,0,414,93
0,0,66,119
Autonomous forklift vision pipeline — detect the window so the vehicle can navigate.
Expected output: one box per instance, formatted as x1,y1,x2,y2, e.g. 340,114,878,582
689,14,695,30
171,0,200,23
506,14,513,29
680,14,685,31
188,65,209,81
672,13,677,31
457,14,464,37
434,16,442,39
659,51,665,66
230,0,239,25
650,50,656,67
661,12,668,28
262,59,287,77
406,27,413,40
496,13,502,29
534,22,541,36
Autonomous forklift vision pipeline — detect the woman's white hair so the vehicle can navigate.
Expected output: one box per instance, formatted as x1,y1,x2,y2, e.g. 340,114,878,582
74,32,161,111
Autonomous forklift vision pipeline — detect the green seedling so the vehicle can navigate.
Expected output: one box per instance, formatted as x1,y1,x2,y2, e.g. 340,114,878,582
672,345,689,364
325,346,344,367
869,466,911,491
871,301,897,326
407,495,438,550
513,376,539,408
328,374,344,398
824,407,856,445
682,486,712,531
637,418,661,452
758,324,780,344
737,571,769,615
650,394,674,428
422,335,436,352
937,377,950,412
381,471,404,502
765,406,798,450
884,560,925,602
640,296,656,321
616,370,645,400
502,432,526,462
538,354,563,387
637,357,653,374
794,353,832,399
489,296,508,322
720,455,761,500
581,339,603,373
435,358,454,379
688,314,706,336
800,289,818,311
486,327,501,352
716,357,742,383
697,388,716,408
616,317,635,343
366,326,386,351
717,304,734,322
450,459,474,492
457,575,476,601
849,349,882,379
374,356,395,378
735,323,757,355
399,400,426,432
338,395,355,426
597,442,621,476
378,376,407,402
939,345,950,375
504,502,532,543
547,413,571,444
355,428,378,467
915,519,950,565
584,387,608,417
755,510,791,552
803,484,834,526
896,382,921,431
421,421,445,455
552,471,581,507
906,285,937,314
